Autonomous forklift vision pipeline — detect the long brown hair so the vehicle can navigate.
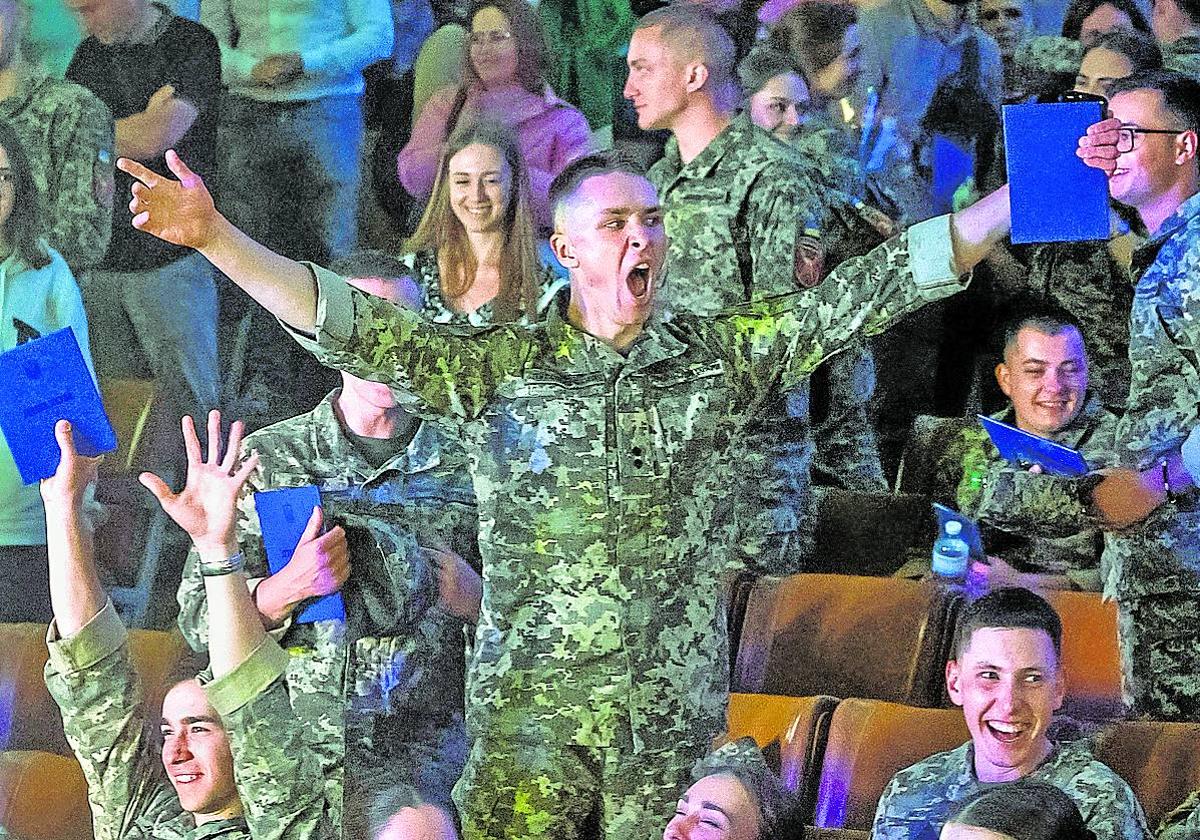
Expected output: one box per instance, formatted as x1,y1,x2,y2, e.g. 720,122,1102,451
404,120,541,322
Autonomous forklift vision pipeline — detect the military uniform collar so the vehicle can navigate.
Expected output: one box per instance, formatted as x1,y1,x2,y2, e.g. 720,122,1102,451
1133,189,1200,273
543,292,689,374
993,391,1105,449
308,389,441,481
961,738,1077,785
905,0,973,46
659,114,754,184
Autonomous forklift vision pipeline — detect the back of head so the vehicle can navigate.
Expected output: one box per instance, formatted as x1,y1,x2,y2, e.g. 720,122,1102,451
1061,0,1152,40
1086,29,1163,73
547,150,648,232
1108,68,1200,135
635,5,738,104
769,1,857,80
948,781,1095,840
955,587,1063,660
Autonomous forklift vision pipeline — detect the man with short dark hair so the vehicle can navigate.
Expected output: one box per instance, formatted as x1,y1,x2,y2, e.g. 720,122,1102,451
874,588,1148,840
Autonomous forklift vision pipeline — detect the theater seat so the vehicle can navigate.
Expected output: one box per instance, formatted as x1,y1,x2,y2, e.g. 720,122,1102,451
1094,720,1200,827
0,622,187,756
732,575,960,707
813,698,968,830
1038,590,1123,721
807,491,933,577
724,693,839,819
0,750,92,840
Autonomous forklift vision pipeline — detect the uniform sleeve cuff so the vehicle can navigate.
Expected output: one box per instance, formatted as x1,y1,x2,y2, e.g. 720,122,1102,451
46,600,127,674
280,263,355,348
203,637,290,717
907,214,963,297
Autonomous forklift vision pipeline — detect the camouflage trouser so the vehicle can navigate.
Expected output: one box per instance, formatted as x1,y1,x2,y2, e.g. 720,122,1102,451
452,736,704,840
1118,593,1200,721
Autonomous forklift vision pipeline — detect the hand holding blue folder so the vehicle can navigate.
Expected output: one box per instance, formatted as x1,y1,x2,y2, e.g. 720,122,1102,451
0,327,116,483
978,415,1090,477
254,485,346,623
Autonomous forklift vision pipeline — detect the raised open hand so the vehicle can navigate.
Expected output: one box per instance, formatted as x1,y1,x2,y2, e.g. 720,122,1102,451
117,150,218,250
140,410,260,554
39,419,102,512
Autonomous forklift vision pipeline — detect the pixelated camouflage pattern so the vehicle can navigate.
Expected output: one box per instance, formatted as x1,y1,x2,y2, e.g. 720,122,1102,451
175,391,479,821
1013,35,1083,96
1164,36,1200,79
873,740,1149,840
453,735,702,840
287,219,964,754
401,249,568,327
0,72,113,271
1160,787,1200,840
1117,591,1200,720
789,122,864,198
45,603,333,839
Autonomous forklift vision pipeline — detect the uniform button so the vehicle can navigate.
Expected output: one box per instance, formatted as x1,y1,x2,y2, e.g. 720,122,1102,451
633,458,644,468
631,445,644,456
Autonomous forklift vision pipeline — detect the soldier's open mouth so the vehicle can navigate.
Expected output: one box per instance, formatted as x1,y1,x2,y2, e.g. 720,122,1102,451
985,721,1025,743
627,263,651,297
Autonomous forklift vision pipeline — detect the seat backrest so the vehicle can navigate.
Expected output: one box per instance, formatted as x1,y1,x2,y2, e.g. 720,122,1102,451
733,575,960,707
807,491,933,577
725,693,840,821
1039,590,1123,721
0,622,187,755
98,378,157,476
814,698,969,831
0,750,93,840
896,415,971,497
1094,720,1200,827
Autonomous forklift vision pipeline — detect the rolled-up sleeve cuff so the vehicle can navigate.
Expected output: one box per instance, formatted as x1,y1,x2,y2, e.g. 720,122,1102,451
278,263,356,350
46,600,127,674
203,637,290,717
907,214,963,298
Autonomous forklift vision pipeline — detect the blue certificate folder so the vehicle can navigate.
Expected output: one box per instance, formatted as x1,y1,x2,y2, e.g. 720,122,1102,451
1003,100,1110,243
254,485,346,623
978,415,1090,477
0,327,115,483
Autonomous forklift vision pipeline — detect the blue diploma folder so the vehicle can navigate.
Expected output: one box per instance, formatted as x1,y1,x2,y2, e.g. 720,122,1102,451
933,502,985,561
254,485,346,623
0,327,116,483
978,415,1090,477
1003,100,1109,243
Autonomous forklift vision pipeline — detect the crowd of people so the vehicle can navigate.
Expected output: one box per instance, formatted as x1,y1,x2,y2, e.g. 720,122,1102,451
3,0,1200,836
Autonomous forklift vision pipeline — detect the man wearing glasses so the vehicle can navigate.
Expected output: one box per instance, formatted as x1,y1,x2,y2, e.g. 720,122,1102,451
1076,69,1200,721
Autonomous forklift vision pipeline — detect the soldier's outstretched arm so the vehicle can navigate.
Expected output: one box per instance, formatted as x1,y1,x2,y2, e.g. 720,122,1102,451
117,152,321,331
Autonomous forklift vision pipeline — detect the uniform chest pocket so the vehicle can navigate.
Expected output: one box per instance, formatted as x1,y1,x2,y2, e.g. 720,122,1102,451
646,361,730,459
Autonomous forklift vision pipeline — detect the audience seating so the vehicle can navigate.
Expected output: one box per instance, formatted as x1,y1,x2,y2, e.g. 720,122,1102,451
732,574,960,707
1095,720,1200,828
1037,590,1124,721
895,415,970,498
0,750,92,840
0,621,186,756
725,693,839,818
813,698,969,830
807,490,933,577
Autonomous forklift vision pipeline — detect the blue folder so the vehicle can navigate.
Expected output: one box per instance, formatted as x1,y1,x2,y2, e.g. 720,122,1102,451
933,502,985,561
1003,100,1110,243
254,485,346,623
978,415,1090,477
0,327,116,483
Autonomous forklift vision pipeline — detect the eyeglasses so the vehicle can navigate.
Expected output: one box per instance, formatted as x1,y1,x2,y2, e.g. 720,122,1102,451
1116,124,1189,152
469,29,513,46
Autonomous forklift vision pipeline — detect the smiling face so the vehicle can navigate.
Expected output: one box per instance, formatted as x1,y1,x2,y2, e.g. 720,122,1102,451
625,25,693,131
552,170,665,331
1107,88,1194,213
160,680,242,823
946,627,1064,783
996,325,1088,438
663,774,762,840
469,6,519,88
748,72,810,141
448,142,513,235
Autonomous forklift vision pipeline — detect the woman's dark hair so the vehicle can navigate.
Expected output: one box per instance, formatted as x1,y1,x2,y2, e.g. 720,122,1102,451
696,763,798,839
948,781,1096,840
1061,0,1152,43
0,120,50,269
1083,29,1163,74
769,1,857,80
737,43,804,98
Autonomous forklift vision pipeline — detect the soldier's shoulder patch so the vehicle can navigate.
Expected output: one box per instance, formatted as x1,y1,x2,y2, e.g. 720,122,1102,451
794,222,826,289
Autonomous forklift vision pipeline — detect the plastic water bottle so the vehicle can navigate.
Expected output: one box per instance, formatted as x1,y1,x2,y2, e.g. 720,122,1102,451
931,520,970,579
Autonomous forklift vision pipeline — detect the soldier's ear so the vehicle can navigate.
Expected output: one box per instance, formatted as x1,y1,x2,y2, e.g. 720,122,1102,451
1176,129,1197,165
946,658,965,706
550,231,579,269
684,61,709,95
995,362,1012,398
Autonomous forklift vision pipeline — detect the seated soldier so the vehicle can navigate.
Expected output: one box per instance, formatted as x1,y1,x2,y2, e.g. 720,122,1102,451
39,414,335,839
901,308,1119,591
873,587,1147,840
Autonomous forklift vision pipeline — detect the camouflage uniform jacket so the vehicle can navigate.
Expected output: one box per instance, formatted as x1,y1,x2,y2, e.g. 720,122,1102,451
284,215,964,752
1165,36,1200,78
873,739,1149,840
45,602,334,840
401,249,568,327
1109,190,1200,601
175,391,479,803
0,69,113,272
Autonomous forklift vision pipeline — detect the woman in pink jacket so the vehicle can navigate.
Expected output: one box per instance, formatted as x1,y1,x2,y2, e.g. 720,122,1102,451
398,0,592,232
